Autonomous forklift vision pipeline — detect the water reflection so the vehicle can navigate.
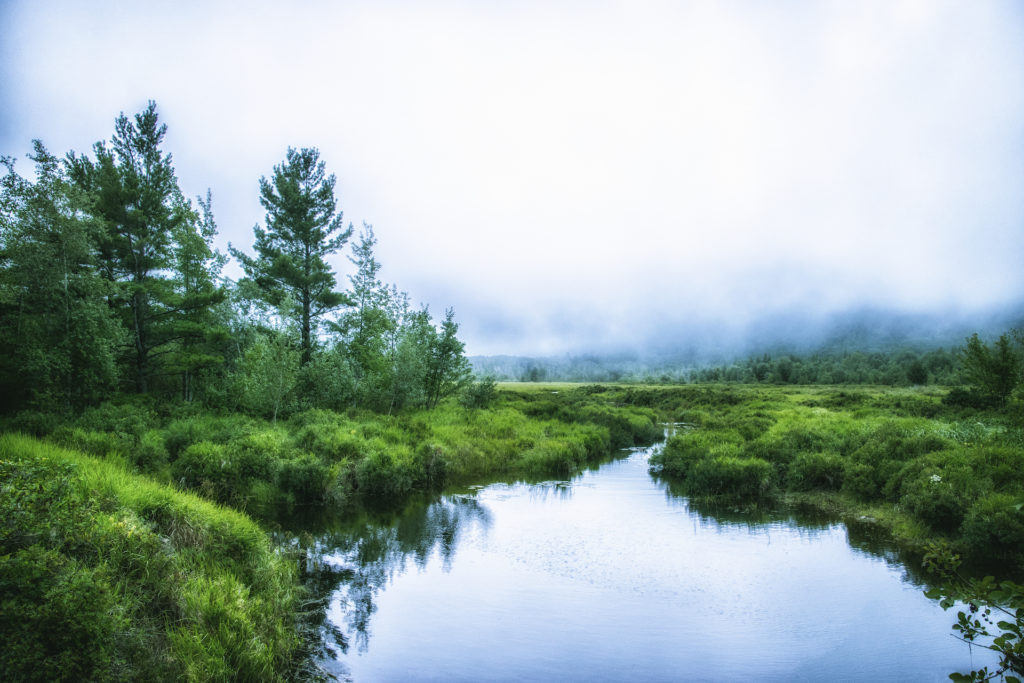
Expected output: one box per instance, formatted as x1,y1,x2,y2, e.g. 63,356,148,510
283,436,993,681
653,474,933,586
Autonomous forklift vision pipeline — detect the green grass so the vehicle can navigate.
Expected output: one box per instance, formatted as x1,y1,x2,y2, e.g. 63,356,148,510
13,382,1018,678
0,387,666,678
0,434,304,681
645,384,1024,570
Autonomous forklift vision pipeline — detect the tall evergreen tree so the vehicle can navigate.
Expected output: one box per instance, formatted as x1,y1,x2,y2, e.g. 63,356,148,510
959,333,1021,404
67,101,199,394
0,143,123,411
165,191,229,401
229,147,351,365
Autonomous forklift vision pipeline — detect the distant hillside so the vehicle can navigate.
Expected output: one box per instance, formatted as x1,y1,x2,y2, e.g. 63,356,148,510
471,304,1024,384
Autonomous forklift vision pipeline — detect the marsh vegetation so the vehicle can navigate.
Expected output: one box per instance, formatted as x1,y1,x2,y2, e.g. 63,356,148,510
2,102,1023,681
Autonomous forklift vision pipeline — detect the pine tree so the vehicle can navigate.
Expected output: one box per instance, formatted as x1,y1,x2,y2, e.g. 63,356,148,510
0,142,123,410
165,191,229,402
229,147,351,365
67,101,200,394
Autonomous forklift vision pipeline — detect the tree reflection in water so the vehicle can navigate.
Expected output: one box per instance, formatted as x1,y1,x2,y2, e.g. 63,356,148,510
278,492,493,662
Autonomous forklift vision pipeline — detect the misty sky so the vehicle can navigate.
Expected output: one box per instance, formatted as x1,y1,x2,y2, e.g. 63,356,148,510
2,1,1023,356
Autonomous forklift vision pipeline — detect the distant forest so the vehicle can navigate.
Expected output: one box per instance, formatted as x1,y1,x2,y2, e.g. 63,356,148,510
472,347,957,385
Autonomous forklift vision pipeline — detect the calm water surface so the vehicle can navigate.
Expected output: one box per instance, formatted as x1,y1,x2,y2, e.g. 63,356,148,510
304,435,996,682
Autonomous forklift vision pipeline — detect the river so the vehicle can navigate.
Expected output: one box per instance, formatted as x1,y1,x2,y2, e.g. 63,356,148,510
294,432,997,682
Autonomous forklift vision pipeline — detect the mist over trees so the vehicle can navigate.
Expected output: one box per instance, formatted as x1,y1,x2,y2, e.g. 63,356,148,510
0,102,471,417
3,101,1021,418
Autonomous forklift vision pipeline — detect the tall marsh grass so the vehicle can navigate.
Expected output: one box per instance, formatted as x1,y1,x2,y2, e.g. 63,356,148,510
0,434,303,681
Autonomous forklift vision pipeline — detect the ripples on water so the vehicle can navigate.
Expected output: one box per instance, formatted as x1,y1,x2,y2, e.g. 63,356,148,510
298,437,996,682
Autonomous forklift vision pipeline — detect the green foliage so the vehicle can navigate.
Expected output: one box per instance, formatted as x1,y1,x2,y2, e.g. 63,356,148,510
899,470,968,533
278,454,330,503
688,455,775,498
0,434,302,680
66,102,225,396
906,359,928,385
962,333,1022,405
297,348,356,411
923,544,1024,681
787,452,844,491
0,143,122,411
355,448,421,501
172,442,242,504
229,146,352,365
961,494,1024,565
645,384,1024,566
460,375,498,409
233,331,300,422
424,308,472,409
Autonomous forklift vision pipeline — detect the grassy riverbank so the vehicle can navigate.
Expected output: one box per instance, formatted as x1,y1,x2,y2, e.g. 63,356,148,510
0,434,305,681
0,388,661,680
640,384,1024,572
4,383,1022,679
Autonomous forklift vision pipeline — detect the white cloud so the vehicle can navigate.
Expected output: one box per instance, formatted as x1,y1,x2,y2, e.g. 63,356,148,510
3,0,1023,355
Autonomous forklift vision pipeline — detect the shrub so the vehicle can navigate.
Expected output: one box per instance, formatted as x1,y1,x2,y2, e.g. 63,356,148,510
900,471,966,533
5,410,64,436
171,442,241,504
51,426,129,460
942,387,1003,410
961,493,1024,565
460,376,498,409
134,429,169,473
521,440,587,476
294,421,362,462
787,452,844,491
76,401,157,441
651,431,713,478
355,449,420,501
0,548,120,681
278,454,329,503
688,456,774,498
841,461,879,500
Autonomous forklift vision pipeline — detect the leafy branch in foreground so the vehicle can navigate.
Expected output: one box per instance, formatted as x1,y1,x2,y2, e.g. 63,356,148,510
923,543,1024,682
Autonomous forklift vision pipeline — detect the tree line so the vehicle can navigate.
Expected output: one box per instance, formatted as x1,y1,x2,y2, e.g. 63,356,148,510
477,337,1024,403
0,102,471,417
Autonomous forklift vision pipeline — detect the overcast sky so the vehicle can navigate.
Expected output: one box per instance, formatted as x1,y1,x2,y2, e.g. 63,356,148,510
3,0,1023,356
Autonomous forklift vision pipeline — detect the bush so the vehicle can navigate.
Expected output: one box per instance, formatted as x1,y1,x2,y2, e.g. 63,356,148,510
688,456,774,498
293,420,362,462
50,426,129,460
961,493,1024,565
355,449,420,501
842,462,881,500
76,401,157,441
5,410,64,436
521,440,587,476
460,376,498,409
278,454,329,503
942,387,1003,410
134,430,169,473
900,471,967,533
0,548,120,681
172,442,241,504
787,452,844,491
651,431,714,478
